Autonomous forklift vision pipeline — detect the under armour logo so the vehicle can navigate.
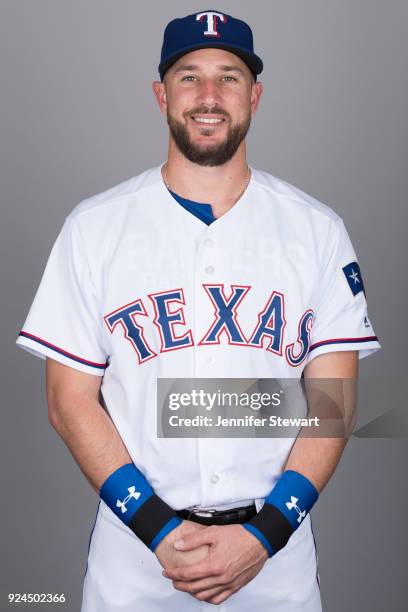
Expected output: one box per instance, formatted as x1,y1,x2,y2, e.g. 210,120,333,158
196,11,227,37
116,486,141,513
286,496,306,523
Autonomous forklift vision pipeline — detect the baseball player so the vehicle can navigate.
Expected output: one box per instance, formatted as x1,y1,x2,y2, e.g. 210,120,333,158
16,9,381,611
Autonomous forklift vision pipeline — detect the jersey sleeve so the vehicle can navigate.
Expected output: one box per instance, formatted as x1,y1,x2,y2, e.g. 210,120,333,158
16,214,109,376
305,217,381,364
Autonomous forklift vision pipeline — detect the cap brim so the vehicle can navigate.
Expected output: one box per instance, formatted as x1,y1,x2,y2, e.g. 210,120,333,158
159,42,263,81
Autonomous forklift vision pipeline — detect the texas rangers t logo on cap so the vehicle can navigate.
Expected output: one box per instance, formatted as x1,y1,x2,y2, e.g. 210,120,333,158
196,11,227,37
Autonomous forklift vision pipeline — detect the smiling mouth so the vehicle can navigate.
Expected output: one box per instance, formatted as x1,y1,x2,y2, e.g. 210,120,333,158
190,115,226,125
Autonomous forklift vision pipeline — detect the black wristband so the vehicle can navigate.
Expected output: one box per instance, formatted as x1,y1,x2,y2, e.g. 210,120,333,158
244,503,293,557
128,493,182,550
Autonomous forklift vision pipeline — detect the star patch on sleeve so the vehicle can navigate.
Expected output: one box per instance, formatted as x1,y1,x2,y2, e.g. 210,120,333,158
342,261,365,296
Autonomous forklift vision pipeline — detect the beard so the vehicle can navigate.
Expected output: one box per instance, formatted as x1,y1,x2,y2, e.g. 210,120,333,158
167,107,251,167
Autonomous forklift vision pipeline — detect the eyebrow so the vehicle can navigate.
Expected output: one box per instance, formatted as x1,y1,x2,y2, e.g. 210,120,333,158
173,64,245,75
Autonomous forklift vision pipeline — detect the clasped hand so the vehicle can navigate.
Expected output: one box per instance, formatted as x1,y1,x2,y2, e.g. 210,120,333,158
155,520,268,605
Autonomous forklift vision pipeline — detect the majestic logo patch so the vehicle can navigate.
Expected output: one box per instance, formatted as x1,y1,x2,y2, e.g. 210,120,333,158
342,262,365,296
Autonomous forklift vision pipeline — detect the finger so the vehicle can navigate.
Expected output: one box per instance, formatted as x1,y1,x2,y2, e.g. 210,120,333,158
172,574,226,594
174,526,217,551
194,585,229,601
209,588,234,605
163,559,221,581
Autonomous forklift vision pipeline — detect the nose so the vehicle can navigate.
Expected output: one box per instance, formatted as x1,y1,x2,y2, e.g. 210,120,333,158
196,78,223,108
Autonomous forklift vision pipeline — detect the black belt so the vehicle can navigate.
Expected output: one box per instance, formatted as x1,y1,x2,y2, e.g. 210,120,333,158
176,504,257,526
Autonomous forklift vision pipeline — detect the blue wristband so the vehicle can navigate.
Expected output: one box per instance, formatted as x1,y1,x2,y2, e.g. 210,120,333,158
243,470,319,557
100,463,182,551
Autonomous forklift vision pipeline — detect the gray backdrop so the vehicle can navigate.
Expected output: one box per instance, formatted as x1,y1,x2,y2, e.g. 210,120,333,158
1,0,407,610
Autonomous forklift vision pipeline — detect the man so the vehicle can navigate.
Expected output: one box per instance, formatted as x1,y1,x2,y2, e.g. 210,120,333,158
16,9,380,611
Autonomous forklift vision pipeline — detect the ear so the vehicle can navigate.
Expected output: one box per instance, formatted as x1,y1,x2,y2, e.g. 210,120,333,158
152,81,167,115
250,81,263,115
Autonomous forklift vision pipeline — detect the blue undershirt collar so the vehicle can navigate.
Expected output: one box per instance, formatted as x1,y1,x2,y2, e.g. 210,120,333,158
168,189,216,225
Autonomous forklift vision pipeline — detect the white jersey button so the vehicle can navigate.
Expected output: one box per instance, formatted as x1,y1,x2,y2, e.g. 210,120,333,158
208,356,216,365
204,237,214,247
205,265,215,274
210,474,220,484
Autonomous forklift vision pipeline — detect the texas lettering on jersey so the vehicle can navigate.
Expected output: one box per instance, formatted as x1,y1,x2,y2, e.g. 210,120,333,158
104,283,314,368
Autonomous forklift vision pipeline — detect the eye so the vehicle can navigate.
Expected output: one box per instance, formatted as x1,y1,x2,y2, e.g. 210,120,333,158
222,75,237,82
181,75,197,82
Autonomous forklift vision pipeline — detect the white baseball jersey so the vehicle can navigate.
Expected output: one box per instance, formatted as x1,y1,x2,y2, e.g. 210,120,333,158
16,164,380,611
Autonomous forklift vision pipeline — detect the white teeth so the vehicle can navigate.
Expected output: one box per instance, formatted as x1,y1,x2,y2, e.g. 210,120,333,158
193,117,224,124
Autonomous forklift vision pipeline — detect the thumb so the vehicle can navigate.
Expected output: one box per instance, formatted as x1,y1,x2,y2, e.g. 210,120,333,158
174,527,215,551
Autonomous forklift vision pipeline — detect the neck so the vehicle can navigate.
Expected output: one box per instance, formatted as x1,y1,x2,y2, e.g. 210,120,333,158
163,139,250,213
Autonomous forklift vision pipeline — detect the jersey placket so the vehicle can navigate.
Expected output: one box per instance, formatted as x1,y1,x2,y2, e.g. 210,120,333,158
193,225,228,506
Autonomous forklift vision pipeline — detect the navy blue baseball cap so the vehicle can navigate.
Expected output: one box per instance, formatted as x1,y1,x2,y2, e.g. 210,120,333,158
159,10,263,81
